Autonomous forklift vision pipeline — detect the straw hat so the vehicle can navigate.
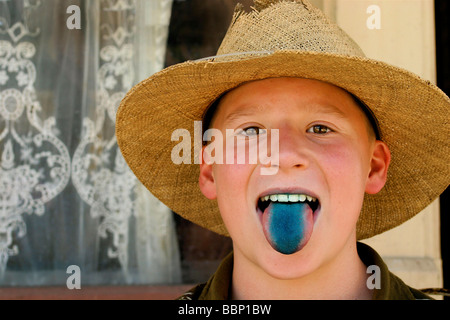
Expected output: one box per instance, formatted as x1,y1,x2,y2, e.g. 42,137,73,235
116,0,450,239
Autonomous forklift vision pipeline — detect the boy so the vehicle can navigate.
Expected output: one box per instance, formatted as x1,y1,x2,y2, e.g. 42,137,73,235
116,0,449,299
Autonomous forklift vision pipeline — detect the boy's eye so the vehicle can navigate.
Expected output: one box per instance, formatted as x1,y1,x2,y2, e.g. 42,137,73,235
237,126,266,136
307,125,333,134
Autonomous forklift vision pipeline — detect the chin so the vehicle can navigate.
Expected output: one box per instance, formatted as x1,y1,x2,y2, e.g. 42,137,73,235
254,240,322,280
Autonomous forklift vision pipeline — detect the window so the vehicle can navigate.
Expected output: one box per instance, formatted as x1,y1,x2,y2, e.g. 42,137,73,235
0,0,240,297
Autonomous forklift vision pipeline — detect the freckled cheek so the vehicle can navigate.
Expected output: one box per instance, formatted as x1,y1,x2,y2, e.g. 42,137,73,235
212,163,260,241
314,146,366,240
320,145,367,209
213,137,258,209
212,163,254,220
321,142,366,178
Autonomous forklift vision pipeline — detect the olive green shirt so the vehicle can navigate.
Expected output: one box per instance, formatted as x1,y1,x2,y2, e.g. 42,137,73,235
178,242,432,300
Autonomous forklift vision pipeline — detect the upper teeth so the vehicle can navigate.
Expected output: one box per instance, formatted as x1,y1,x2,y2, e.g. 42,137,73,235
260,194,317,203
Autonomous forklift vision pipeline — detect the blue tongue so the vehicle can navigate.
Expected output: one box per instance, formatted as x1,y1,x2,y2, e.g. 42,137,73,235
263,202,311,255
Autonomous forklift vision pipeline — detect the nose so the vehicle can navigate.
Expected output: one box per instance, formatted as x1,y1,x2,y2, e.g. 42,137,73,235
274,124,310,171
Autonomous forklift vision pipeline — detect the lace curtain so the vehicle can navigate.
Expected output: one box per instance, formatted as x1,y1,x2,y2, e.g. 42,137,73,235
0,0,181,286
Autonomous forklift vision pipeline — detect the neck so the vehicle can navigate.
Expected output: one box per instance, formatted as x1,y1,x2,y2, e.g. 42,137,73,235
231,241,372,300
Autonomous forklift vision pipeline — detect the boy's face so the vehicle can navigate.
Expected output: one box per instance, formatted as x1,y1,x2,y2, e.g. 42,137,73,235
199,77,390,280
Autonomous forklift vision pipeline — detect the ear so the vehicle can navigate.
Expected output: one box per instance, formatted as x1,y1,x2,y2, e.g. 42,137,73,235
365,140,391,194
198,145,217,200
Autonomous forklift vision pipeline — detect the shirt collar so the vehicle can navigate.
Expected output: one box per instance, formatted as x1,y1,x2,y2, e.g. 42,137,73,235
197,242,431,300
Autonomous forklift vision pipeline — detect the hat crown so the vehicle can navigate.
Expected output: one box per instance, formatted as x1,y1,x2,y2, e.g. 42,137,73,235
216,0,365,59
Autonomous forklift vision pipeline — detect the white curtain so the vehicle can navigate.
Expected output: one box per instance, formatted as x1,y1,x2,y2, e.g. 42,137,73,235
0,0,181,286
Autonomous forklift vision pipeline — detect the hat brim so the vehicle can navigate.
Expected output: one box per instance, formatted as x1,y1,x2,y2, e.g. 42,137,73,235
116,50,450,239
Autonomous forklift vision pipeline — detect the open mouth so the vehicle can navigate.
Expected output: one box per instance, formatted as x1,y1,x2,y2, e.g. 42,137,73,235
257,193,320,214
256,193,320,255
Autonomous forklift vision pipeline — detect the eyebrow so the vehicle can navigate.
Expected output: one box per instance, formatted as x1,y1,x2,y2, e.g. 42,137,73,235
205,93,380,140
306,103,347,119
223,103,347,126
223,105,263,127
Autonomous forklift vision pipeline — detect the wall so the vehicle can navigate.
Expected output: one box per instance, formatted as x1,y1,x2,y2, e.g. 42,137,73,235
312,0,443,292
